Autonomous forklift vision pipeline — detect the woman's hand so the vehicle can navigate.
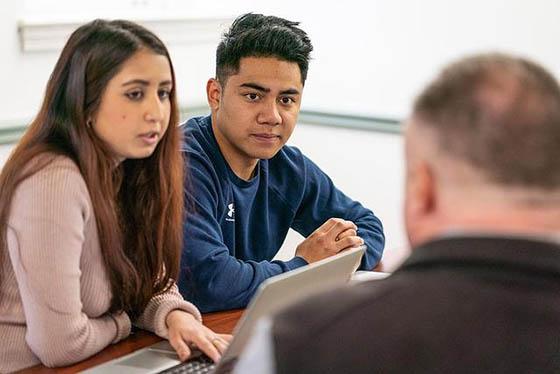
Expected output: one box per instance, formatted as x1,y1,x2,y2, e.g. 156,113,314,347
165,310,232,363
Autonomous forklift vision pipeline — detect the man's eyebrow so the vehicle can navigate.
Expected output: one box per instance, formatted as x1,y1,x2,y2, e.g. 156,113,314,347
239,83,270,92
239,83,300,96
280,88,300,95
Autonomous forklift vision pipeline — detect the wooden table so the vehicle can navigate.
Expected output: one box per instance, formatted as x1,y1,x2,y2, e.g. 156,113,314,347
21,309,244,373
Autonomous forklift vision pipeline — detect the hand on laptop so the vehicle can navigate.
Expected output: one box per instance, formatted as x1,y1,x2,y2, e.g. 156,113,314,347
165,310,233,363
295,218,364,263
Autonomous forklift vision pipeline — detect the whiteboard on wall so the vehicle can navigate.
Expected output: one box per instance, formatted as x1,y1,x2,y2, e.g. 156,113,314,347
20,0,560,121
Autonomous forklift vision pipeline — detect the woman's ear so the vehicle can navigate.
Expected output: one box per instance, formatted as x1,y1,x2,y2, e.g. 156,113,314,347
206,78,222,112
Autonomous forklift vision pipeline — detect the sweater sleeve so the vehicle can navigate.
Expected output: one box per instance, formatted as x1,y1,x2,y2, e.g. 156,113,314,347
133,283,202,338
179,159,308,313
290,154,385,270
6,159,130,368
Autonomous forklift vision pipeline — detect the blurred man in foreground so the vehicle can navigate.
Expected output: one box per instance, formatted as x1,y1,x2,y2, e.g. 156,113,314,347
236,53,560,373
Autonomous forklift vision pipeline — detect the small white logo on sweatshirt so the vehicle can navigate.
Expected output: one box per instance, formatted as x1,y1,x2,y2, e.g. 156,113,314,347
226,203,235,222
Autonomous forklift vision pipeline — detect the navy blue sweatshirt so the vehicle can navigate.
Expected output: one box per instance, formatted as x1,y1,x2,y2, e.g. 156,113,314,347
178,115,385,312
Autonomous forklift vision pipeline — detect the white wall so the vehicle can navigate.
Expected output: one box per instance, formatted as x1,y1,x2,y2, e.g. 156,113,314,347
4,0,560,125
0,145,13,167
1,0,38,124
300,0,560,118
276,124,408,271
0,0,220,126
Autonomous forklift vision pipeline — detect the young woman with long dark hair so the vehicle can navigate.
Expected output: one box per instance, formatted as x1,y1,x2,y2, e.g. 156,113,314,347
0,19,229,372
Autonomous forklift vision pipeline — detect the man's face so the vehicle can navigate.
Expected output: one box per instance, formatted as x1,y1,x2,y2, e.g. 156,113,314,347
208,56,303,177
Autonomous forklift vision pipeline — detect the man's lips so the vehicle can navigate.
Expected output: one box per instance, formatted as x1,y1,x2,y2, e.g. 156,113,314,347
251,133,280,139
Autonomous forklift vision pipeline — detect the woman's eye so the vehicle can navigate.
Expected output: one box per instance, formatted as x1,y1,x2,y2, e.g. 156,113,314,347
126,91,143,100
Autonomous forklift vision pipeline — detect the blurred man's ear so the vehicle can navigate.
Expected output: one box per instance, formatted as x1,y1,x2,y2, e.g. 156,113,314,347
206,78,222,112
416,162,436,215
407,162,436,216
405,160,438,248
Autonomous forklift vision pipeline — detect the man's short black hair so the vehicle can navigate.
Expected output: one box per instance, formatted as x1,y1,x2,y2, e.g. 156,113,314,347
216,13,313,85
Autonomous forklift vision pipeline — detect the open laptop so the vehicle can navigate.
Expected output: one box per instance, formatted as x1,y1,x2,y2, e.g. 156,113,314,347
84,245,366,374
350,269,391,283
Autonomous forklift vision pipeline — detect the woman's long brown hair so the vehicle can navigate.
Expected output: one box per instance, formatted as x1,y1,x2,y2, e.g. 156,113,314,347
0,19,184,315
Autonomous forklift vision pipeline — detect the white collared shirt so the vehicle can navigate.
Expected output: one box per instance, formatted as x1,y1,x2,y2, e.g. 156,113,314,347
234,317,276,374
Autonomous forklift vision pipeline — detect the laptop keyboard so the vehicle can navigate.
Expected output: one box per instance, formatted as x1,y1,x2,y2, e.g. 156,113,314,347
160,355,215,374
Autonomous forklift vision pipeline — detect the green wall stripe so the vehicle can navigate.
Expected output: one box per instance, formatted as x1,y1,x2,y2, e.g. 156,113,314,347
0,107,402,145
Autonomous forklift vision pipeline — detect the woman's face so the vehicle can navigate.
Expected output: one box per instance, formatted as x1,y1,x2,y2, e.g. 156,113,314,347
92,48,173,161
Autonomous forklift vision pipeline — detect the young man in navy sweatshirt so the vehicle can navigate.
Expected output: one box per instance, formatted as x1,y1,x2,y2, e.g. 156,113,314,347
178,13,385,312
